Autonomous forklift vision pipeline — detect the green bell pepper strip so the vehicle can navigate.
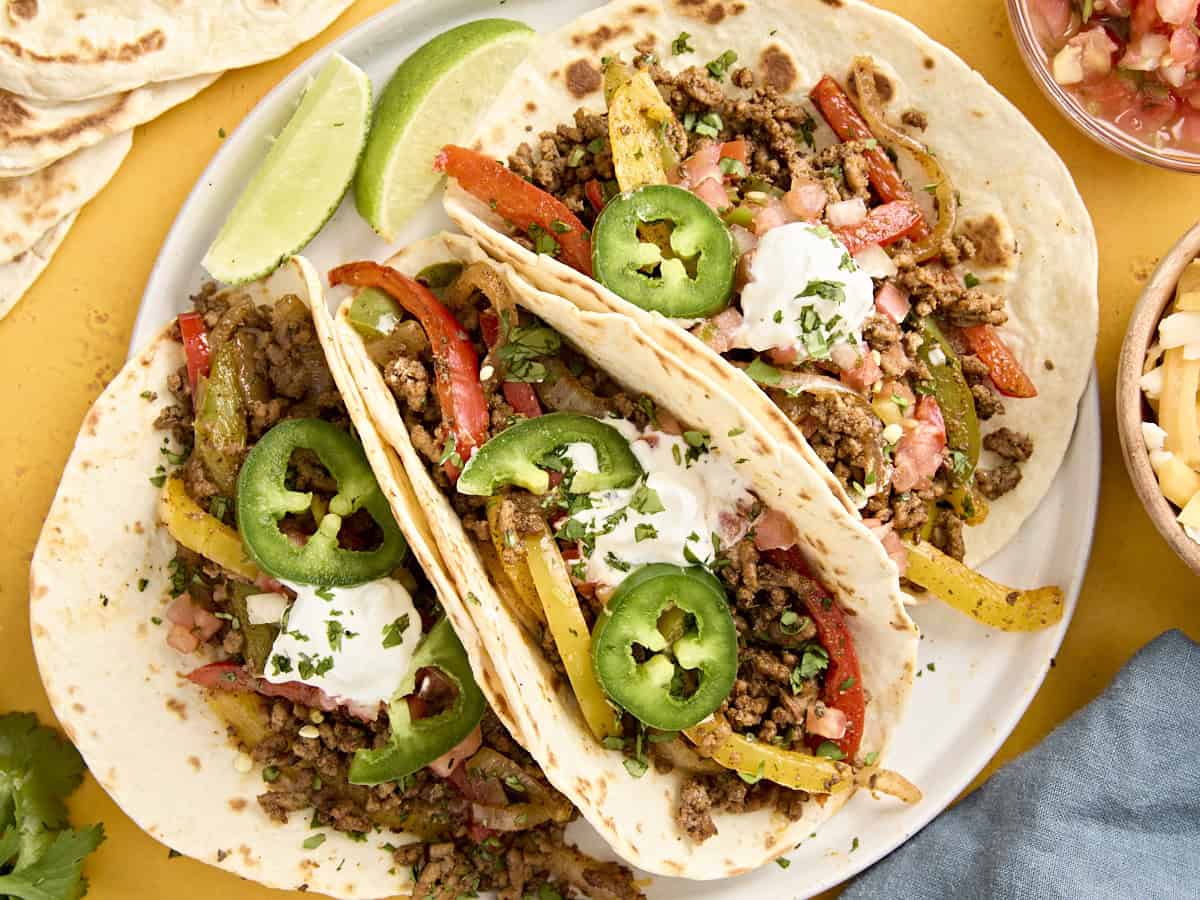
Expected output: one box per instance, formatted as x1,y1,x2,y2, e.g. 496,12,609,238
918,318,981,487
592,564,738,731
456,412,644,497
349,618,485,785
194,340,248,498
592,184,735,319
236,418,407,587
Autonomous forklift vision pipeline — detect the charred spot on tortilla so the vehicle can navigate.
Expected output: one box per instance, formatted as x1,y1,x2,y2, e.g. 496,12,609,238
1044,359,1055,371
960,215,1017,269
6,0,36,22
166,697,187,719
901,108,928,131
566,59,602,98
0,91,31,129
524,100,537,113
571,23,633,52
706,4,726,24
0,28,165,64
188,755,202,770
758,44,797,92
820,0,844,7
228,797,247,812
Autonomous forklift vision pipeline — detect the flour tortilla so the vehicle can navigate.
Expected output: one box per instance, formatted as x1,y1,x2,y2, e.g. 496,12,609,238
0,208,76,321
334,233,919,879
1,130,131,264
30,256,526,899
0,1,353,101
0,74,218,177
446,0,1099,568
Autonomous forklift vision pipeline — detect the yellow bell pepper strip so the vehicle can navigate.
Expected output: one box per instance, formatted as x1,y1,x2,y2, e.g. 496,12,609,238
902,538,1065,632
605,60,679,192
684,715,853,795
1159,345,1200,469
523,529,622,741
485,497,546,631
159,476,259,581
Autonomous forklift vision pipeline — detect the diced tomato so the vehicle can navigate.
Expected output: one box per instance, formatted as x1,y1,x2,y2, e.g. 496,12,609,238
892,396,947,493
585,179,607,214
960,324,1038,398
692,177,730,211
805,702,848,741
874,282,911,324
694,307,745,354
177,312,210,391
784,178,828,220
834,201,925,254
679,142,723,187
753,508,798,551
1030,0,1073,44
837,348,883,392
718,140,750,166
751,196,798,235
1169,26,1199,64
1157,0,1199,27
768,345,800,366
764,547,866,759
436,146,593,276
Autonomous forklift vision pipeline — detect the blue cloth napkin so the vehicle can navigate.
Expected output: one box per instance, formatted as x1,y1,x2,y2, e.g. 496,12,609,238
843,629,1200,900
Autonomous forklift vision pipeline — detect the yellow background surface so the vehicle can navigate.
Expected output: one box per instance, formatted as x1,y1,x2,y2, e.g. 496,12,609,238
1,1,1197,897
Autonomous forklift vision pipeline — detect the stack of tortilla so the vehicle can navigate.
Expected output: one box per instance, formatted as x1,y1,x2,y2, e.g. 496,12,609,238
0,0,357,320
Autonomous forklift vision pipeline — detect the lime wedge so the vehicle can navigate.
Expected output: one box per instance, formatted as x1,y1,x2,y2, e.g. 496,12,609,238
355,19,536,241
203,54,371,285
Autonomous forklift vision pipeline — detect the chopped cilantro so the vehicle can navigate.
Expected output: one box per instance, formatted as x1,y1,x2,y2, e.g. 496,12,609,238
964,272,981,289
728,427,745,437
718,156,747,178
671,31,694,54
496,316,562,383
705,49,738,81
776,857,791,869
864,751,880,766
438,433,463,470
622,757,648,778
798,280,846,304
816,741,846,761
737,761,766,785
839,677,856,692
382,614,411,649
797,643,829,679
745,357,783,386
136,578,148,592
527,222,561,257
315,586,335,602
694,111,723,138
630,483,665,515
634,523,659,543
605,552,632,573
302,833,326,850
796,113,817,149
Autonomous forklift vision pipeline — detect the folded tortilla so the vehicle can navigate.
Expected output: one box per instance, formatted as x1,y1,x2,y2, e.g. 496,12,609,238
333,232,919,879
445,0,1099,568
29,256,526,899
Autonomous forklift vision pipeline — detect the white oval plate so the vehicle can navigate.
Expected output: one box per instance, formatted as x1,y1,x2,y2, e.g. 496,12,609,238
130,0,1100,896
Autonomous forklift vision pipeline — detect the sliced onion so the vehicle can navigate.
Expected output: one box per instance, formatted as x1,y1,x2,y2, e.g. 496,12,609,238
246,592,289,626
651,738,724,774
753,508,798,551
429,724,482,778
852,58,957,264
784,179,828,219
827,197,867,228
854,243,898,280
729,224,759,255
471,802,553,832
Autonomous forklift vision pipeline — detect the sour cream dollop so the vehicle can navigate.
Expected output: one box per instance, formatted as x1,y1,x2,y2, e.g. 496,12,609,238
735,222,875,360
263,578,422,707
566,420,755,590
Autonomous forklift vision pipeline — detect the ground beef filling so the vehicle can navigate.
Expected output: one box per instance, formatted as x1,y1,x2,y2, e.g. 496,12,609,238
509,60,1038,550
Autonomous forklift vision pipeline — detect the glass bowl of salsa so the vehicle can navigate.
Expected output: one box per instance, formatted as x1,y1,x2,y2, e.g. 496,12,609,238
1008,0,1200,171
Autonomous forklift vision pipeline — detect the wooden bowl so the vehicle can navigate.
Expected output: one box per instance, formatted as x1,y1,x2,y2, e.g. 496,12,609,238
1117,221,1200,576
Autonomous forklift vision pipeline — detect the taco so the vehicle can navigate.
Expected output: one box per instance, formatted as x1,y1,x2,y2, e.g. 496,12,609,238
331,232,920,879
29,256,644,900
438,0,1098,584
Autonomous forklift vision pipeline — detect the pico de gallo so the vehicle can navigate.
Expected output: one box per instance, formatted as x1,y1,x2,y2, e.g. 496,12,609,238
437,49,1065,631
337,254,922,844
150,281,643,899
1032,0,1200,155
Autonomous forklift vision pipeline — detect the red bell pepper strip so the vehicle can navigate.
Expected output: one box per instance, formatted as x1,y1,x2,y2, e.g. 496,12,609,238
584,179,607,214
961,324,1038,398
436,146,594,276
811,75,930,241
329,262,490,476
187,661,338,710
834,200,925,255
765,547,866,760
479,311,543,419
177,311,211,391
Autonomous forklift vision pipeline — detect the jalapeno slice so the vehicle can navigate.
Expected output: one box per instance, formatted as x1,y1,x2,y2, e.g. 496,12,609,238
592,184,735,319
349,618,485,784
236,418,407,587
592,564,738,731
456,412,644,497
